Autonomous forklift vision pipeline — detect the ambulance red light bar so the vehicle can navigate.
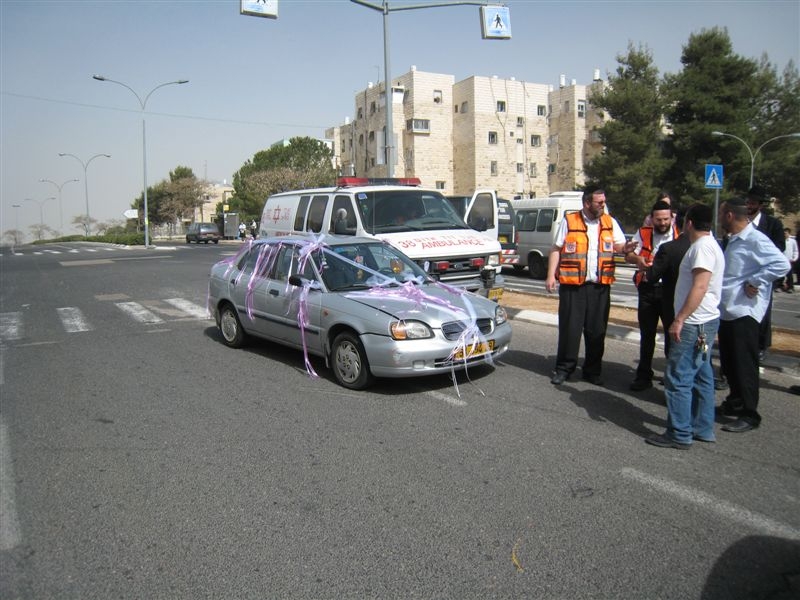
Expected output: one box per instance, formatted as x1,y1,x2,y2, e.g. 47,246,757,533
337,177,421,187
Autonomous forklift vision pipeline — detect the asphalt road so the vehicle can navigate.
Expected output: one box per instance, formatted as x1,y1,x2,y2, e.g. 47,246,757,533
1,241,799,599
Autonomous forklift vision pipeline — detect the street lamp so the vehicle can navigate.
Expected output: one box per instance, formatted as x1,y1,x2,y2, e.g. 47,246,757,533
92,74,189,247
11,204,22,245
58,153,111,235
711,131,800,188
24,197,56,240
39,178,79,234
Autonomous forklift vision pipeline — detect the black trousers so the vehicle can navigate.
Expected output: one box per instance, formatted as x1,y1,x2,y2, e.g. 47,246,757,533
555,283,610,378
758,292,774,351
635,284,673,381
718,316,761,423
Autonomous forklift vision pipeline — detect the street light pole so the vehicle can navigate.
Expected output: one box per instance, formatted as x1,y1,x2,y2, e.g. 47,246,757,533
58,153,111,235
11,204,22,245
24,197,56,240
711,131,800,189
39,178,79,234
350,0,487,178
92,75,189,247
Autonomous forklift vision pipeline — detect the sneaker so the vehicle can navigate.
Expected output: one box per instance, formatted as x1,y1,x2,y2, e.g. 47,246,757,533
645,433,691,450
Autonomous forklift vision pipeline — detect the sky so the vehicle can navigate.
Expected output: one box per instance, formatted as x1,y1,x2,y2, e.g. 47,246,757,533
1,0,798,240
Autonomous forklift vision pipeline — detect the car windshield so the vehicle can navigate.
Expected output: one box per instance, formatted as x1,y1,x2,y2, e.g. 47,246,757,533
355,190,469,234
315,242,429,291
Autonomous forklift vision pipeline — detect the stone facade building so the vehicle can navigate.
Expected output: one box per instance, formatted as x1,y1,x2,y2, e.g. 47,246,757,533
327,67,608,199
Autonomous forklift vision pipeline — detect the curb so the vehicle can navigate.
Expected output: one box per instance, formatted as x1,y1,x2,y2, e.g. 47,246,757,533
506,306,800,377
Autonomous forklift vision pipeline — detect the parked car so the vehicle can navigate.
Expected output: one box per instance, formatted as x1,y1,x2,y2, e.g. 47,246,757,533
208,235,512,390
186,222,221,244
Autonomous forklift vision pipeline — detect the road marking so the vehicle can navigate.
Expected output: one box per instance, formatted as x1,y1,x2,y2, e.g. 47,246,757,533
427,390,467,407
56,307,92,332
0,418,21,550
115,302,164,324
0,313,22,341
163,298,209,319
621,467,800,540
60,259,114,267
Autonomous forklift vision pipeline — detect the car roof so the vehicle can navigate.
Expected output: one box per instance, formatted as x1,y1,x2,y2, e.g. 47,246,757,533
269,184,439,197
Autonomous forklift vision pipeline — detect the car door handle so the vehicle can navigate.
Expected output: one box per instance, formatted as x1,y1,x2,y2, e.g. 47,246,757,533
269,289,279,297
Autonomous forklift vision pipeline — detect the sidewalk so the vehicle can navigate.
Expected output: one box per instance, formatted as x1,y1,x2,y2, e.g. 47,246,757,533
505,303,800,377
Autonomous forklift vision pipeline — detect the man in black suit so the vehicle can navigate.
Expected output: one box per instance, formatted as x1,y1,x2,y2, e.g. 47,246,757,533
746,186,785,362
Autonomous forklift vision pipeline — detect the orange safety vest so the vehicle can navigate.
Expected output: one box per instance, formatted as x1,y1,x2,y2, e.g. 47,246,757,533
633,224,680,287
558,211,616,285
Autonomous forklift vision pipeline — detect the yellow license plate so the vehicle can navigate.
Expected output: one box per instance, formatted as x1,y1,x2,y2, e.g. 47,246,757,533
454,340,494,360
487,287,503,301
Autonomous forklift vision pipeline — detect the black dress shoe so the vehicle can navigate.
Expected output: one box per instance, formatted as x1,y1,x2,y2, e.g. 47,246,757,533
582,375,604,386
629,378,652,391
715,400,744,417
550,371,569,385
722,418,759,433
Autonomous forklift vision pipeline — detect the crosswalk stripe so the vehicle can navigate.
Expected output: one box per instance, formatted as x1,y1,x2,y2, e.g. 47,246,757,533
115,302,164,324
0,313,22,341
56,307,92,333
163,298,209,319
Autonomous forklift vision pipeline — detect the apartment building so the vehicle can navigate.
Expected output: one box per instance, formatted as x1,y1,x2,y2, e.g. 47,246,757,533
327,67,607,198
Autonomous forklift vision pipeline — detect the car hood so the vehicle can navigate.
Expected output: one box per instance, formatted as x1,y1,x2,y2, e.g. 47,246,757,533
340,282,494,323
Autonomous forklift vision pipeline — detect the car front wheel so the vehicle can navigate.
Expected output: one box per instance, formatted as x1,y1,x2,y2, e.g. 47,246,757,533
331,332,375,390
218,303,247,348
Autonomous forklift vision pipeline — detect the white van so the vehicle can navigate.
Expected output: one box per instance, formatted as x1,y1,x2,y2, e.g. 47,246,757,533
512,192,583,279
259,178,504,298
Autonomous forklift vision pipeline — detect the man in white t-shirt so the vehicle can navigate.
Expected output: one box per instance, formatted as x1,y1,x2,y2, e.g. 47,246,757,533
646,203,724,450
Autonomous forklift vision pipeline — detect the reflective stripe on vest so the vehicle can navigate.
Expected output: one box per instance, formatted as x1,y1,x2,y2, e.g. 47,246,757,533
559,211,616,285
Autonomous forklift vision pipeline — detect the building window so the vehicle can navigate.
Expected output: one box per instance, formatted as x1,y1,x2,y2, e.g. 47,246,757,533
435,181,445,189
577,99,586,118
460,101,469,114
516,163,524,173
537,105,546,116
368,131,375,142
531,135,541,147
529,163,538,177
516,116,524,127
548,134,558,146
488,131,498,145
548,163,556,174
490,161,498,176
516,138,523,144
357,107,363,119
433,90,442,104
406,119,430,133
496,100,506,112
358,134,364,146
370,101,376,115
509,131,514,137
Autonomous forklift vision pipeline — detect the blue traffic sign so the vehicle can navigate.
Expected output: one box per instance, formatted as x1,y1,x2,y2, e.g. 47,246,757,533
705,164,723,189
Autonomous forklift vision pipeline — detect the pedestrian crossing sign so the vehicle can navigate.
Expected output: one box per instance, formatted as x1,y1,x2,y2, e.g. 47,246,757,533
705,164,723,189
481,5,511,39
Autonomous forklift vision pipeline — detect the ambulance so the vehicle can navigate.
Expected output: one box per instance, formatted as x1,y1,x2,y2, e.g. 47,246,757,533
259,178,504,299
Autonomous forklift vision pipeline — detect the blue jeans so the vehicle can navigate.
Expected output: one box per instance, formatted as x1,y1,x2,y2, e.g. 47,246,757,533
663,319,719,444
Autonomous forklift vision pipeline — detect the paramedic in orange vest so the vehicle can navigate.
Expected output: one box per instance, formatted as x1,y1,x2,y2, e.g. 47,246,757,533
626,199,680,391
545,187,632,386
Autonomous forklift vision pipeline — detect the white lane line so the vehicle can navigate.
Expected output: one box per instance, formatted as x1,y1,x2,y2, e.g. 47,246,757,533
115,302,164,324
56,307,93,333
163,298,209,319
428,390,467,407
0,313,22,341
0,419,21,550
621,467,800,540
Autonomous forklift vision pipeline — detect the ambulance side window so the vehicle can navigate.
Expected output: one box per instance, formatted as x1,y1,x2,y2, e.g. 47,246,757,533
536,208,555,232
307,195,328,233
294,196,311,231
329,195,356,235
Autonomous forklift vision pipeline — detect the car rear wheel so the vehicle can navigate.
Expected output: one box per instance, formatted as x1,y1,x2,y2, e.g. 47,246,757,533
213,239,219,244
331,332,375,390
218,303,246,348
186,237,192,244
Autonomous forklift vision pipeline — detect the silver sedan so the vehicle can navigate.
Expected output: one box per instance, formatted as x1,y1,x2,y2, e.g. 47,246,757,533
208,235,512,389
